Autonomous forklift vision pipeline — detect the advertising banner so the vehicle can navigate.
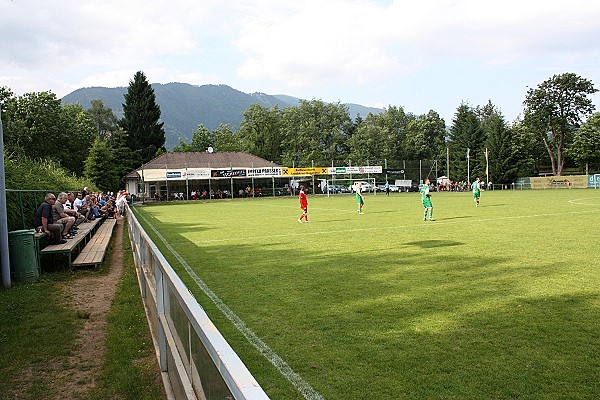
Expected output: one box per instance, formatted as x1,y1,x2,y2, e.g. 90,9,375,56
186,168,211,179
247,167,282,177
165,169,210,180
530,175,587,189
328,166,383,175
211,169,247,178
588,174,600,188
282,167,329,176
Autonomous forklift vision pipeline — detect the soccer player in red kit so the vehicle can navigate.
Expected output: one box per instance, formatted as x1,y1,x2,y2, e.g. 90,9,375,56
298,185,309,223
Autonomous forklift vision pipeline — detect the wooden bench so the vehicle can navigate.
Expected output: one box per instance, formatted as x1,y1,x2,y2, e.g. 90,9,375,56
39,218,103,268
72,218,117,267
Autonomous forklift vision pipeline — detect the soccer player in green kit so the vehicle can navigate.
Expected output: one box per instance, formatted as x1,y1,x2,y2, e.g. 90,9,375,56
471,177,482,207
356,182,365,214
420,179,434,221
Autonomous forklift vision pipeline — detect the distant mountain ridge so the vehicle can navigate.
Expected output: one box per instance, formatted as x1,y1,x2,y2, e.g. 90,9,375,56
61,82,383,149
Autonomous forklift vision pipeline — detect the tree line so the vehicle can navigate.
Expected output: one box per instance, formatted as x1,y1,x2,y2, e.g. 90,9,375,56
174,72,600,183
2,71,599,192
1,71,166,192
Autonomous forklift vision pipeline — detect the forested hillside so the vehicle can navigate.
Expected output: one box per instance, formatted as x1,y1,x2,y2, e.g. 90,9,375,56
62,83,383,149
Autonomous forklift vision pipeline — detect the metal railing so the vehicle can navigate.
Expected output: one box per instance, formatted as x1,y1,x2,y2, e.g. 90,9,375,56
125,204,269,400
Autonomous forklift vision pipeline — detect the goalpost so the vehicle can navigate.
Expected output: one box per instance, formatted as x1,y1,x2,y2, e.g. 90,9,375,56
325,178,378,196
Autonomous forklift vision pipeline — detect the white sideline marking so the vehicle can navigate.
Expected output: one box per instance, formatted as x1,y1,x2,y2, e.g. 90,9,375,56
136,212,324,400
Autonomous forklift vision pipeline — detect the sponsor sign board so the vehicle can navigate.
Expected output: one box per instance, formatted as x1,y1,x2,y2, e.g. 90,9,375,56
165,169,211,180
328,166,383,175
282,167,329,176
588,174,600,188
247,167,282,177
211,169,247,178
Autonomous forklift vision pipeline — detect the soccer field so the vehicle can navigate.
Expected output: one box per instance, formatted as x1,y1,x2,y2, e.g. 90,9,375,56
133,189,600,400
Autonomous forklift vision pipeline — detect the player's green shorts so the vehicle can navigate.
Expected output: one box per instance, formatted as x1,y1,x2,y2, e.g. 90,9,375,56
472,190,480,199
356,194,364,204
422,198,432,208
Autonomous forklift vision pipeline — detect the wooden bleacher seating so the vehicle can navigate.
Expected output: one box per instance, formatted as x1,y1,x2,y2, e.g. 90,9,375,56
39,218,103,268
72,218,117,267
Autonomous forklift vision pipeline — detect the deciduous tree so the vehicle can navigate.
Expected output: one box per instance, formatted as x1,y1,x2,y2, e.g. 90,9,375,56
523,73,597,176
239,104,282,163
87,99,118,140
570,112,600,174
173,124,211,152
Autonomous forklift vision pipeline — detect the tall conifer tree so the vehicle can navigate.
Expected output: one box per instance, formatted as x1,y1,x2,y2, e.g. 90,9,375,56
120,71,166,167
448,103,485,182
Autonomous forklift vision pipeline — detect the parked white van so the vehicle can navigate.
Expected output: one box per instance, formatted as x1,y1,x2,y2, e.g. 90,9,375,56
351,181,373,193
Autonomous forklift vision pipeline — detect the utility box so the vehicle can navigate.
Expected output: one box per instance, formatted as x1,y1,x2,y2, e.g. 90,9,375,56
8,230,40,283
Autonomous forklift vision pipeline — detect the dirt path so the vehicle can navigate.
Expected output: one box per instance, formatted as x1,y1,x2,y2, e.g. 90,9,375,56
52,218,125,400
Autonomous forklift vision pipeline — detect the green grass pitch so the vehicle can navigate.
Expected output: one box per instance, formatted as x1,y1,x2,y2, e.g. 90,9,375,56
133,189,600,400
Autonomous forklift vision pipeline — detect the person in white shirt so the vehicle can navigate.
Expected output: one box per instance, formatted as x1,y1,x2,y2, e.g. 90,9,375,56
65,192,85,227
73,192,89,221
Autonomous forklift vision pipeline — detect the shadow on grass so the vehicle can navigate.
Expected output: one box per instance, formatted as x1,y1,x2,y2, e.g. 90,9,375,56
403,239,463,248
437,215,472,221
134,208,600,400
359,209,401,215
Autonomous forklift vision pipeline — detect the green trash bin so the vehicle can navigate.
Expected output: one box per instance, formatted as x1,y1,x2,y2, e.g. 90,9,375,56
8,229,40,283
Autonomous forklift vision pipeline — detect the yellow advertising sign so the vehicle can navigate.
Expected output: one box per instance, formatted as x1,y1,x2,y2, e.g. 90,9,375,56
281,167,329,176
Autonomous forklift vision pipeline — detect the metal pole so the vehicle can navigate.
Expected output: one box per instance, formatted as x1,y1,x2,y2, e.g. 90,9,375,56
0,110,11,288
467,148,470,184
230,162,234,199
349,159,352,180
141,163,145,205
185,162,189,200
446,146,450,181
208,162,212,200
384,159,388,184
311,160,315,195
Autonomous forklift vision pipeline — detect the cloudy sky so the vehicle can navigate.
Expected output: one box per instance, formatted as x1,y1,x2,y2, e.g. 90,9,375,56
2,0,599,124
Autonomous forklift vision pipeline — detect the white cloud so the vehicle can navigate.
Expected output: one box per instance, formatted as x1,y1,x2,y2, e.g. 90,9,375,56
1,0,599,122
233,0,600,89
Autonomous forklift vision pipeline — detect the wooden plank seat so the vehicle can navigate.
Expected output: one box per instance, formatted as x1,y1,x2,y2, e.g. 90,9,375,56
39,218,103,268
72,218,117,267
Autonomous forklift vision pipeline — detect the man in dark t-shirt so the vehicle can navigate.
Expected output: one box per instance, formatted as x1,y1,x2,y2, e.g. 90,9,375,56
34,193,64,244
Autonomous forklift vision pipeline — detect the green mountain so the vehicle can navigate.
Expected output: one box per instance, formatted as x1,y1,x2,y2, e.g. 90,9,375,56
61,82,383,149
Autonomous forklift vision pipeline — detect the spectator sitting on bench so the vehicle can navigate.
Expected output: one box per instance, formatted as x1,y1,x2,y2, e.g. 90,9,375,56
101,199,116,218
52,192,76,240
34,193,65,244
65,192,85,229
83,194,97,220
89,194,102,219
74,192,90,221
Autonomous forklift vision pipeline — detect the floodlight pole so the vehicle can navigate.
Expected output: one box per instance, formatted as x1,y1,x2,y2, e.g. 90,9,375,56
0,110,11,288
467,147,471,183
446,147,450,181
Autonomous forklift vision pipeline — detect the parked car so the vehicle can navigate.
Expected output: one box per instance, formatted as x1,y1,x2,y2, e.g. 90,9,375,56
375,183,400,192
351,181,373,193
408,182,421,192
326,184,341,193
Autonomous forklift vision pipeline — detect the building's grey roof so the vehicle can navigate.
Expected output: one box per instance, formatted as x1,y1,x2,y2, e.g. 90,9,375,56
125,152,279,179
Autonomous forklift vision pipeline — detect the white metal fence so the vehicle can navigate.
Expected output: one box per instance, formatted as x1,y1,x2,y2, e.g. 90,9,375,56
125,204,270,400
